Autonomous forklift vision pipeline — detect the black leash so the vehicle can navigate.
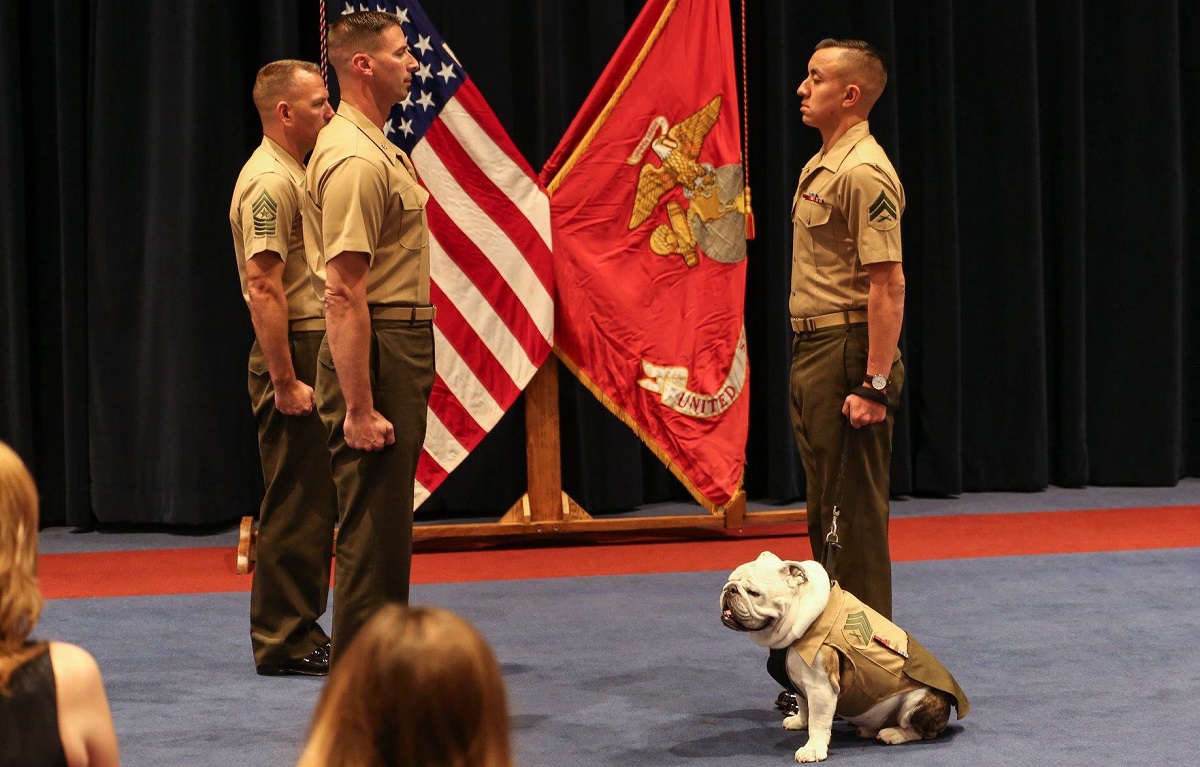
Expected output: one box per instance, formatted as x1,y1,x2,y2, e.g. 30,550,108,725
820,421,853,580
776,423,851,717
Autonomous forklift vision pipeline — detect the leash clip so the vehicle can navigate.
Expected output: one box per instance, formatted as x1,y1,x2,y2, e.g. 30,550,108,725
822,504,842,574
821,422,852,579
826,504,840,545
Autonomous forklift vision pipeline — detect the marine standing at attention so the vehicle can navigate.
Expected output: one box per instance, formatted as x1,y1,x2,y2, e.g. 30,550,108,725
304,11,436,659
787,38,906,617
229,59,337,677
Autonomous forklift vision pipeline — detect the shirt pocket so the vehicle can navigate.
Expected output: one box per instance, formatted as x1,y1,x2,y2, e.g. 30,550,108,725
795,196,839,266
397,183,429,250
799,197,833,228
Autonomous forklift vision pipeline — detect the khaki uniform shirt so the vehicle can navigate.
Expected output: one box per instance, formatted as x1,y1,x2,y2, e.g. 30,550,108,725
789,121,904,319
229,137,324,321
790,584,969,719
304,101,431,305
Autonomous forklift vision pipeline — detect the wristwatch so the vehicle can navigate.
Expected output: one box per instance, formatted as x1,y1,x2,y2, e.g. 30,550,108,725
866,373,889,391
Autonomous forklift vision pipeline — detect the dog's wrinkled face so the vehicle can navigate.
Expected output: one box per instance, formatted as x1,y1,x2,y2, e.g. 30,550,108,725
720,551,830,649
721,551,805,631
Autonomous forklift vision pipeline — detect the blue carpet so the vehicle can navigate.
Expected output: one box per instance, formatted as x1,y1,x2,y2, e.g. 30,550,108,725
36,546,1200,766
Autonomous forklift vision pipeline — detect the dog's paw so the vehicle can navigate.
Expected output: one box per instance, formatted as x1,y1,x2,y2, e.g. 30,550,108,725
794,742,828,762
876,726,920,745
782,713,808,731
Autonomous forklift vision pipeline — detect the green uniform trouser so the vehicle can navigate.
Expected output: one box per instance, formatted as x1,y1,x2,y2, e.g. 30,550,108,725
315,319,435,661
789,323,904,619
247,331,338,666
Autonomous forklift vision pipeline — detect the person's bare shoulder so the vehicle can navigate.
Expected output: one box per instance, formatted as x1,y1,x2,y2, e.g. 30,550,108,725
48,642,120,767
48,641,103,686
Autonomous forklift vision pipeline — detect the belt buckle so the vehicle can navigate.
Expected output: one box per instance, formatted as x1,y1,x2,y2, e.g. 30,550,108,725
804,317,817,332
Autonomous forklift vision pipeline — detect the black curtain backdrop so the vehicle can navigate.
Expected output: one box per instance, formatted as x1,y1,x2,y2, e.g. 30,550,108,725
2,0,1197,527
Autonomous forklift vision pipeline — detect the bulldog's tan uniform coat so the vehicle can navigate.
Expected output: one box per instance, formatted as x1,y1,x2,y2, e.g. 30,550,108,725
788,584,969,719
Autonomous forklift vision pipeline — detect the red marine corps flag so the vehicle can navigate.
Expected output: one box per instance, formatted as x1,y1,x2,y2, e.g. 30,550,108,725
541,0,750,511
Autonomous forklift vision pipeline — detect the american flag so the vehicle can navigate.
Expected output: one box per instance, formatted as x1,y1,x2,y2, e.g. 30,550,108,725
330,1,555,508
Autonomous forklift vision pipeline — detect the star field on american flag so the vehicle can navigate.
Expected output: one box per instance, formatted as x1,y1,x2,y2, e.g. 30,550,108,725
342,1,464,155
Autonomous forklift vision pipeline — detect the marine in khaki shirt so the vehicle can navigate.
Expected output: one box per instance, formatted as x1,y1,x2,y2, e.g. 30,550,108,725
231,137,324,322
303,99,431,307
786,40,906,626
229,60,338,677
305,11,435,662
789,120,904,320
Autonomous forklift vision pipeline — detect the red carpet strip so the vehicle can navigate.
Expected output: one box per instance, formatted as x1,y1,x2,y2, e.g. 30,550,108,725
38,505,1200,599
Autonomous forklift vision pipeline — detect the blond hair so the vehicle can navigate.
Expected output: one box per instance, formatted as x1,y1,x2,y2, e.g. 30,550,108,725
0,441,46,694
299,604,513,767
252,59,322,116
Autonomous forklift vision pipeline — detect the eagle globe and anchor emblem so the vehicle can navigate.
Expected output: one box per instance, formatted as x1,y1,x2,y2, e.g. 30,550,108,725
626,94,748,419
626,94,748,268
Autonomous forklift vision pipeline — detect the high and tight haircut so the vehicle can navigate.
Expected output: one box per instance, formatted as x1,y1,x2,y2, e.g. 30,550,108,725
814,38,888,92
252,59,322,115
327,11,403,71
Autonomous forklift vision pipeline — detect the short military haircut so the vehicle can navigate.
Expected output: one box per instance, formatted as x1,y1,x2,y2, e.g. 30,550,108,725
814,38,888,94
327,11,403,70
252,59,321,115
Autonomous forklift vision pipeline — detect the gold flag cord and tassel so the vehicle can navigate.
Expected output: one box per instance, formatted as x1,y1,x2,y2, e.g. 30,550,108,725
740,0,755,240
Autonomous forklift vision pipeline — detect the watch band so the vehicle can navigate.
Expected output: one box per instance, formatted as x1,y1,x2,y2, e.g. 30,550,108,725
851,385,888,407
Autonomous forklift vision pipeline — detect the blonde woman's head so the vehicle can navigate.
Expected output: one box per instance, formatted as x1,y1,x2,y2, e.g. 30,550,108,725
300,604,512,767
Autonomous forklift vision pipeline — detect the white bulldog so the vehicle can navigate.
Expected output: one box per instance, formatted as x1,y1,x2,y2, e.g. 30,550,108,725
721,552,968,763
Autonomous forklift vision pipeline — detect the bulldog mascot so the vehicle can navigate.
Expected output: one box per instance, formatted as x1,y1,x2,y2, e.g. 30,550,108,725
721,552,968,762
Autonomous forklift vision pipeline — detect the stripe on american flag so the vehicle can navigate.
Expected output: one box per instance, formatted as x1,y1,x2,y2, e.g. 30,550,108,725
414,143,553,355
427,373,488,447
425,202,548,372
427,278,519,409
432,90,555,268
443,82,554,223
428,240,529,400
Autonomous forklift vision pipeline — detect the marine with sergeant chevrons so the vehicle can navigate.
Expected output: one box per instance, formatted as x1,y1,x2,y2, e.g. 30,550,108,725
786,37,906,621
771,37,909,714
229,59,337,677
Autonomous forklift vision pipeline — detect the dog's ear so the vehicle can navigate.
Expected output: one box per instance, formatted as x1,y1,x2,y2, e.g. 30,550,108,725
783,561,808,583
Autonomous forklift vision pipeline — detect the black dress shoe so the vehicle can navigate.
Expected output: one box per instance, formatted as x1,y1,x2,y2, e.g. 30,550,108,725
775,690,800,716
256,646,330,677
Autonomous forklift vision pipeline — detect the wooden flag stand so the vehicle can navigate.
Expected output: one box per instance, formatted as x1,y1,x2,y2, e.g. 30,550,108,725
412,358,809,539
235,358,805,572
